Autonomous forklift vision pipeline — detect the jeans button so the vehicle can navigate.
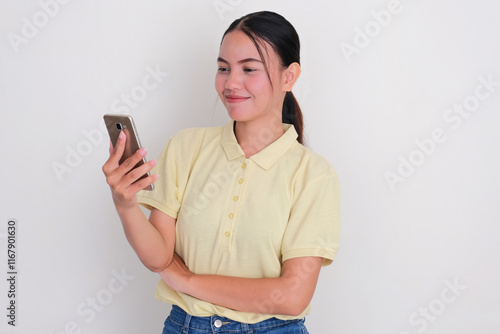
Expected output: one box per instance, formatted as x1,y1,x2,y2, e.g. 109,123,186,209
214,319,222,328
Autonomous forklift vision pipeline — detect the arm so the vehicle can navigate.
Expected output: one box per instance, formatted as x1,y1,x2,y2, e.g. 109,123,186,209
117,206,176,272
160,255,323,316
102,131,176,272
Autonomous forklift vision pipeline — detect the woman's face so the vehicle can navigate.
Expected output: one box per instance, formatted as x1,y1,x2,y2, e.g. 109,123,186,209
215,30,286,125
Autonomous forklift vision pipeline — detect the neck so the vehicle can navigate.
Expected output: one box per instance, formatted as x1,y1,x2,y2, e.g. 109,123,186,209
234,118,284,158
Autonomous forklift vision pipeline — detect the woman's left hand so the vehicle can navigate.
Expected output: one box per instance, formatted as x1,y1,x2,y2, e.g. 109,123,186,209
159,253,193,294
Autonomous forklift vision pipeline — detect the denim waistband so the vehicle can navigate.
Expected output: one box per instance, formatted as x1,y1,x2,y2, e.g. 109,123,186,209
167,305,304,332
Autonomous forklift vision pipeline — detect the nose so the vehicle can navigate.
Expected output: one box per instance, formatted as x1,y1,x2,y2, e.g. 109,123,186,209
225,71,243,90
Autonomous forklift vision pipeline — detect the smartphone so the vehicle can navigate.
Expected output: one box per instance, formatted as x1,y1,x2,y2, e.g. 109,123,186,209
103,114,154,191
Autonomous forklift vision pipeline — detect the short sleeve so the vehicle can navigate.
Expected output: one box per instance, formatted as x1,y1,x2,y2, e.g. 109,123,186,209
137,136,183,218
281,167,340,266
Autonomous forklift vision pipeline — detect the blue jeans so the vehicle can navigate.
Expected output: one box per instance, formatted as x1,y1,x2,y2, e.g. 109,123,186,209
162,305,310,334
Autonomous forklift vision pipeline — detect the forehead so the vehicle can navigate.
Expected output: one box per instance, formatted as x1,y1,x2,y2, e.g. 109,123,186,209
219,30,277,64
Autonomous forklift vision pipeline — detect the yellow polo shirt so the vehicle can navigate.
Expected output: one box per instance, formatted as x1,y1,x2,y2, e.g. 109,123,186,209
137,121,340,323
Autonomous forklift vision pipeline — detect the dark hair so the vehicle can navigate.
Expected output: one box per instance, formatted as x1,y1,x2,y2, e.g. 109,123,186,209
222,11,304,145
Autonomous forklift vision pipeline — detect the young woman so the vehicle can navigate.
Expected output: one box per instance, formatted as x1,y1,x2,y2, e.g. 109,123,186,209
103,11,340,334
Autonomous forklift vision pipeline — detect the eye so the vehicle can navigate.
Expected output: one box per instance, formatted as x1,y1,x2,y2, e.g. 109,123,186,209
244,68,257,72
218,67,229,72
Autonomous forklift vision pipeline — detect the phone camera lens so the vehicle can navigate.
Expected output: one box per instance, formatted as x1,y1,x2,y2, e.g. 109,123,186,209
115,123,123,131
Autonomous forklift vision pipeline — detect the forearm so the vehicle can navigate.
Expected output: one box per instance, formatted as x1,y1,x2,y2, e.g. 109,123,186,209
116,203,173,272
160,255,321,316
183,274,307,316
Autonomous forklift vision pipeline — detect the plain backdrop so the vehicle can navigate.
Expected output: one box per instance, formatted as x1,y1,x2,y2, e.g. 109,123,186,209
1,1,499,333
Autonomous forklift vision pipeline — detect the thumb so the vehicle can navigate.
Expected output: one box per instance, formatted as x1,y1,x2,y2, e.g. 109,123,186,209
109,140,114,155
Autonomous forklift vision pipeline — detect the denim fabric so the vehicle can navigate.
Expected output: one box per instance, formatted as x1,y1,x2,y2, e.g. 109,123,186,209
161,305,309,334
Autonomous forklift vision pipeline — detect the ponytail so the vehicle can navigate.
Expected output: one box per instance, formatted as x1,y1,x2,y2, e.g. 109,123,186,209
283,91,304,145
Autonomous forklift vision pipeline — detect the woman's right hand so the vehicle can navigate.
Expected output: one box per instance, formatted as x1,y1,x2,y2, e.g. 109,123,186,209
102,130,157,210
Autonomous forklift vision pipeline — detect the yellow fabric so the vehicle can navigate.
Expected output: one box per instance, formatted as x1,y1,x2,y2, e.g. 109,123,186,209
137,121,340,323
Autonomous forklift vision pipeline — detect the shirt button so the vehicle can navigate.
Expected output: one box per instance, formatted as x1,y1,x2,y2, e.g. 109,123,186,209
224,231,230,238
238,178,244,184
228,213,234,219
241,163,246,169
214,319,222,328
233,196,239,202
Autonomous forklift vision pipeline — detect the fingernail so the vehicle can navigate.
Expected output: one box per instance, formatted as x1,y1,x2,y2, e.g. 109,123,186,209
119,131,125,139
151,159,157,166
139,148,147,156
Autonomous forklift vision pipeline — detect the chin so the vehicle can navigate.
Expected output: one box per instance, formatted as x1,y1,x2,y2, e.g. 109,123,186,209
226,109,252,122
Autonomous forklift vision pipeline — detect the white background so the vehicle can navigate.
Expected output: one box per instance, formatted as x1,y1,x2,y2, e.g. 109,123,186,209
1,0,499,333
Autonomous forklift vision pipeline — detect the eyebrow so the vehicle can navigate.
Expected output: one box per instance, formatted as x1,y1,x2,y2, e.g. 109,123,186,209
217,57,262,64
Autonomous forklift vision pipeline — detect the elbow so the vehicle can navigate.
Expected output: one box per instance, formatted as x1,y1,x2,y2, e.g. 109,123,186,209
286,302,309,317
145,256,173,273
148,264,167,273
280,293,311,317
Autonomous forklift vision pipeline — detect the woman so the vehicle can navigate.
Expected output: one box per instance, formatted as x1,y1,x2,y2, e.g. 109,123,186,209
103,11,340,334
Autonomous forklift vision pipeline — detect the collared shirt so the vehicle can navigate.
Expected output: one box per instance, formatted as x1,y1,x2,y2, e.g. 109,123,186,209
137,121,340,324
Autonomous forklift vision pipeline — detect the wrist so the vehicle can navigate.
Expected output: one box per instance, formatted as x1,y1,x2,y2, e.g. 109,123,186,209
113,194,138,214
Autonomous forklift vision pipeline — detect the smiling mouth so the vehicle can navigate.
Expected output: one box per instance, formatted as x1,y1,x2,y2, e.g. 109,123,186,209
225,95,250,103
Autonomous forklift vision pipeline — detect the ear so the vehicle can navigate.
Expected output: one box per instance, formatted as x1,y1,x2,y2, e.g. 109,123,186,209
282,62,301,92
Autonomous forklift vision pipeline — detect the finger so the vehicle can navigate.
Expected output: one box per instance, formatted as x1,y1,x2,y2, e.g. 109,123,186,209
102,132,127,176
110,154,155,192
115,146,149,176
108,131,127,166
126,173,158,194
105,148,153,193
125,158,157,184
103,143,117,176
